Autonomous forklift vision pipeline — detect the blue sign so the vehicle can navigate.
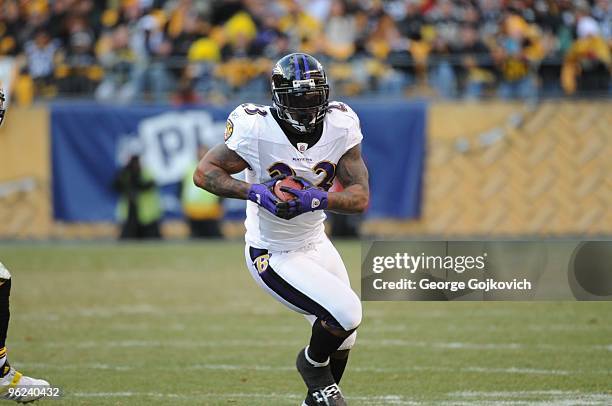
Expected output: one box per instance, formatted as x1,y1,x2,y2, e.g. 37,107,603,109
51,101,426,221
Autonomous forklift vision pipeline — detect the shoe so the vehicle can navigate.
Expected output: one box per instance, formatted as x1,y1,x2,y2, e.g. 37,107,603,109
302,392,314,406
301,384,346,406
0,364,50,403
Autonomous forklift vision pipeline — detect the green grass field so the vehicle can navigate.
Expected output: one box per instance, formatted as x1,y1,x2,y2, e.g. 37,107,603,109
0,241,610,405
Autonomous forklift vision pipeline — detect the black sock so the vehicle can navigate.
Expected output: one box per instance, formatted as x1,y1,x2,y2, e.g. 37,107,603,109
330,349,350,384
0,279,10,349
307,319,349,364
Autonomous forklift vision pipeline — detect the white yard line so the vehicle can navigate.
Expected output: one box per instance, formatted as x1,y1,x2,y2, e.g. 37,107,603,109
26,304,287,317
366,323,612,333
446,391,612,406
71,392,301,400
60,390,612,405
440,401,609,406
25,338,611,353
70,391,420,405
460,366,572,376
15,362,610,376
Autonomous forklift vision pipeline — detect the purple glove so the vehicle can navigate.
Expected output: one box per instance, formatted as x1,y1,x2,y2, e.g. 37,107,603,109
247,175,285,216
278,177,328,219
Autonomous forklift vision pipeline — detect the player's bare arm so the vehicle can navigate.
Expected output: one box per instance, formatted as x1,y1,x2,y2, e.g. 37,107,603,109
327,144,369,214
194,143,284,217
193,144,250,199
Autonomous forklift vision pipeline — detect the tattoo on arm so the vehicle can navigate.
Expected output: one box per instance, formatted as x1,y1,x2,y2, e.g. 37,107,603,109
193,144,251,199
328,144,369,214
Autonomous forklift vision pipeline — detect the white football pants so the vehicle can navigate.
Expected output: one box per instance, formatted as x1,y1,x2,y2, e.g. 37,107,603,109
244,236,361,350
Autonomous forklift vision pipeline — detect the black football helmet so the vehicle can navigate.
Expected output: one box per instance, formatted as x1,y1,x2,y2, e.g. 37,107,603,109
0,89,5,127
271,53,329,133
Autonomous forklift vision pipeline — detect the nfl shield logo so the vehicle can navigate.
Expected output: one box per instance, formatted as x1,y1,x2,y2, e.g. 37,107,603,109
297,143,308,152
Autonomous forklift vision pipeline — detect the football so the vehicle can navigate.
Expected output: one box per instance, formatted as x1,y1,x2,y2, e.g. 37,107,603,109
273,176,303,201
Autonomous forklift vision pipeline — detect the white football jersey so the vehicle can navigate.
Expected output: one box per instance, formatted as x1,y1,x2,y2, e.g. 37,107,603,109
225,101,363,251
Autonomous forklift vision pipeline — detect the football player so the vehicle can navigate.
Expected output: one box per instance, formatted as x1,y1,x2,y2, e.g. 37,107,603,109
194,54,369,405
0,90,51,403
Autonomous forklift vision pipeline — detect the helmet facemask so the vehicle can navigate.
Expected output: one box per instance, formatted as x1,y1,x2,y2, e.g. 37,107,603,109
273,85,329,133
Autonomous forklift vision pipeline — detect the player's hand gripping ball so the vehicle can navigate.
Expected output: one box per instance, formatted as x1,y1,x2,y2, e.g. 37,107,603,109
273,176,304,202
274,176,329,220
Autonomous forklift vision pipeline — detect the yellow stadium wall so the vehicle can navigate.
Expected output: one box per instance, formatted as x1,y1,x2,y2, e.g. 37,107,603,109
365,100,612,237
1,101,610,239
0,106,52,238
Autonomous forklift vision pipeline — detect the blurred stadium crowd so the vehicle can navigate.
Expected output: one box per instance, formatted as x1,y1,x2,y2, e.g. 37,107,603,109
0,0,611,104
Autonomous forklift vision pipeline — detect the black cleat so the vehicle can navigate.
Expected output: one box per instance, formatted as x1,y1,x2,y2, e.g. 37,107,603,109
301,384,347,406
302,392,315,406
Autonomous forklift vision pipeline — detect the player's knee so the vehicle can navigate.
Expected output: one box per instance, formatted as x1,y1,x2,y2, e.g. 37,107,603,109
338,331,357,350
0,263,11,280
335,295,362,331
